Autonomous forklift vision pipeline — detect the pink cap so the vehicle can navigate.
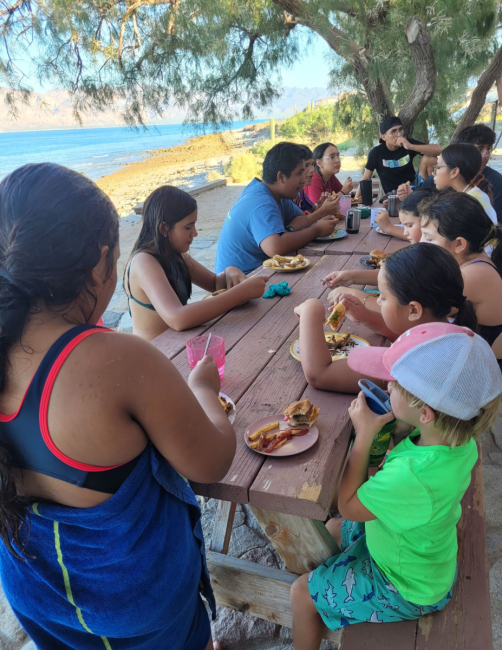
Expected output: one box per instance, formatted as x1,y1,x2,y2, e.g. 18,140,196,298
348,322,502,419
348,322,473,381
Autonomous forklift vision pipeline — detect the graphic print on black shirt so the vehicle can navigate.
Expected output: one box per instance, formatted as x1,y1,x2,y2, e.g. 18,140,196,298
366,139,424,194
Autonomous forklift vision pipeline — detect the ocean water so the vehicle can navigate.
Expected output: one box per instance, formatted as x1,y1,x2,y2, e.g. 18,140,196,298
0,120,266,182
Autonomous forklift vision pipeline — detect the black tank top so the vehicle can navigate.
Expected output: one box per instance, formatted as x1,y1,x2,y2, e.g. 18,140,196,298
0,324,140,493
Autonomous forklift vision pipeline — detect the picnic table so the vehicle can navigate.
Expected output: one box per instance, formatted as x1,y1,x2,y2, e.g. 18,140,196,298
151,247,391,643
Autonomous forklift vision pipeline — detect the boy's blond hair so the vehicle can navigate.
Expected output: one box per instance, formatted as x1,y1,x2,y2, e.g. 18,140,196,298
391,381,501,448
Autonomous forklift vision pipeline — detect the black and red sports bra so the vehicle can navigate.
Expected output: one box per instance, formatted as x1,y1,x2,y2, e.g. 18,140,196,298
0,324,141,494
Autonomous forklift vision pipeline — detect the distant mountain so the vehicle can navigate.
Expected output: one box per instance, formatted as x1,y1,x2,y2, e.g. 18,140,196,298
0,86,330,132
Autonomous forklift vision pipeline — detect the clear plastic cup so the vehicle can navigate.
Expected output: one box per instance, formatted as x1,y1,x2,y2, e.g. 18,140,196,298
339,195,351,217
186,335,225,379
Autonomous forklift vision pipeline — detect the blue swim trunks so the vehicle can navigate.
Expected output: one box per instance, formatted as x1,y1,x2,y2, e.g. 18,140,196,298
307,520,455,631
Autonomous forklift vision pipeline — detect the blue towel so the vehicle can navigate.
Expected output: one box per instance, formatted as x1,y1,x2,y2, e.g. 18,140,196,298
0,446,214,649
263,281,291,298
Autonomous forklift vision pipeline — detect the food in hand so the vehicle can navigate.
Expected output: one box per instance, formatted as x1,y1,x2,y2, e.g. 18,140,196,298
326,302,346,331
218,395,234,416
264,254,307,270
283,399,320,427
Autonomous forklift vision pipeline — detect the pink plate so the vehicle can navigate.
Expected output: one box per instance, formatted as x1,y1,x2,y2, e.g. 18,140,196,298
244,415,319,457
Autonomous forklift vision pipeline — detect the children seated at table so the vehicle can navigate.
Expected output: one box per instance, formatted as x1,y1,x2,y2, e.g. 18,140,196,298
430,143,496,223
398,124,502,223
373,187,435,241
214,142,338,274
303,142,353,204
0,163,231,650
420,189,502,362
291,322,502,647
126,185,267,340
354,116,441,197
294,243,476,393
294,145,341,218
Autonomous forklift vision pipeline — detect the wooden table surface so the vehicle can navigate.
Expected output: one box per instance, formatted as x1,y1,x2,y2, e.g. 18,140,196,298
151,252,390,521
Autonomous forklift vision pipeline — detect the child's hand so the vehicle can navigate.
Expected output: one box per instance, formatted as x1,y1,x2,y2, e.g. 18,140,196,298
336,294,368,323
188,355,221,395
341,177,353,194
225,266,246,288
397,183,413,201
349,392,395,441
328,287,364,306
294,298,325,319
322,270,355,288
241,275,269,299
374,209,393,233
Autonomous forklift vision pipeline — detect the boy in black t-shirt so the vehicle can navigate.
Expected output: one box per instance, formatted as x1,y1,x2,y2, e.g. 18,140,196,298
355,117,442,197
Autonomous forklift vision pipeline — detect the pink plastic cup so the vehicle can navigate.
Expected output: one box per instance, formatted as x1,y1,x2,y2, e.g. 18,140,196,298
339,195,351,217
186,335,225,379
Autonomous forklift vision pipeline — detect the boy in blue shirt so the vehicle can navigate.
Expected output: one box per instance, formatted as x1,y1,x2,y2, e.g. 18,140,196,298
290,323,502,648
215,142,338,274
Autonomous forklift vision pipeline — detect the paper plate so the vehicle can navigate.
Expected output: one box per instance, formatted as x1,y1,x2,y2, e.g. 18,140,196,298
245,415,319,457
219,392,236,424
290,333,370,363
376,224,405,236
263,257,311,272
315,229,348,242
363,289,380,297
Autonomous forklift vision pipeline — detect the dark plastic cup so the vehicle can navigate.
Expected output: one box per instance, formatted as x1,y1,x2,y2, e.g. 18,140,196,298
359,179,373,206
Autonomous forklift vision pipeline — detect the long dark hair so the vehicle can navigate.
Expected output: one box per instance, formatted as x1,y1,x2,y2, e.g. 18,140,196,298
384,243,478,331
312,142,337,176
441,143,493,201
0,163,119,557
126,186,195,303
420,188,502,275
400,187,436,216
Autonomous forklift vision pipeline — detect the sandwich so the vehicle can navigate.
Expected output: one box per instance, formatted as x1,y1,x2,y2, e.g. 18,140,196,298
369,249,387,266
284,254,306,269
325,332,351,350
283,400,320,427
211,288,227,297
325,302,346,331
218,395,234,416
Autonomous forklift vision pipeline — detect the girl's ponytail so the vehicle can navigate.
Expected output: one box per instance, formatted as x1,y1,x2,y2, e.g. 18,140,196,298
452,296,478,332
0,163,119,557
484,223,502,276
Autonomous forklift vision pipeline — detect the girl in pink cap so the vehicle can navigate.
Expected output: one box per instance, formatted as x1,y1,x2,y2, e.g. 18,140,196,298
290,323,502,648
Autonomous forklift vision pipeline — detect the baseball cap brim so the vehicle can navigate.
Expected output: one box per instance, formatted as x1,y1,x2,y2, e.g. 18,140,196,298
347,345,395,382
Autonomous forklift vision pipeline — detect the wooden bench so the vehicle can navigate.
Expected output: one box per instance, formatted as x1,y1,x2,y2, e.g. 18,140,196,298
340,448,492,649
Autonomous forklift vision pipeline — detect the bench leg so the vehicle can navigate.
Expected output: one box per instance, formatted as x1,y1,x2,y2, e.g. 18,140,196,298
249,506,340,574
210,500,237,554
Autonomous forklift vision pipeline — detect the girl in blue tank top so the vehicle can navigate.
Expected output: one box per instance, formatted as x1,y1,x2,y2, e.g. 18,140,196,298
0,163,232,650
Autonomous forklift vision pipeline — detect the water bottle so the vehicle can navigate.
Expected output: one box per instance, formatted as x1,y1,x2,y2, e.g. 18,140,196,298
358,380,396,467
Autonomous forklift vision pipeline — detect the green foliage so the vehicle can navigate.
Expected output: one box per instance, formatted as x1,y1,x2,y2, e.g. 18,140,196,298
251,138,285,160
279,106,335,144
224,153,261,183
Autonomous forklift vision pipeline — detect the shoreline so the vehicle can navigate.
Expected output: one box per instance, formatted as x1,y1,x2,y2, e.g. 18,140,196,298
97,123,270,215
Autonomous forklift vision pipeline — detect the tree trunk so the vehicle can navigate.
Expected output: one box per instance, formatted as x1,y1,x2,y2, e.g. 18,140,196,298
398,17,436,137
452,44,502,140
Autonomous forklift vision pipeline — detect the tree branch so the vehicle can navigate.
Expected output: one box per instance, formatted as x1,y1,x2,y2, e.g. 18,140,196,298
452,43,502,140
397,17,436,135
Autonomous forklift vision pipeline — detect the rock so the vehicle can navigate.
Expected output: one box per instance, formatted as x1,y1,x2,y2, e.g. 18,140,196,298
0,583,28,650
492,412,502,452
491,557,502,650
240,546,281,569
228,524,269,558
490,453,502,467
118,311,133,333
483,465,502,528
212,605,280,648
102,310,123,329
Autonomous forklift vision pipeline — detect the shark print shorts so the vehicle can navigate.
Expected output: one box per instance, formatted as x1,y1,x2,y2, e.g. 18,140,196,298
307,520,455,631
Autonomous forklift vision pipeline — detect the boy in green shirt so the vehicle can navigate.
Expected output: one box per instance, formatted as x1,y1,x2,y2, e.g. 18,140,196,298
290,322,502,648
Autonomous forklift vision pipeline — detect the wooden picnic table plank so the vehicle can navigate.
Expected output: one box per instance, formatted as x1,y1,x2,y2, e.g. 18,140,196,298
151,265,278,360
249,281,387,520
189,254,350,502
167,262,316,382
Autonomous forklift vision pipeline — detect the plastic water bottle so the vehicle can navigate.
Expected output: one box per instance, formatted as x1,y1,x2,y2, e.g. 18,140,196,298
358,380,396,467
